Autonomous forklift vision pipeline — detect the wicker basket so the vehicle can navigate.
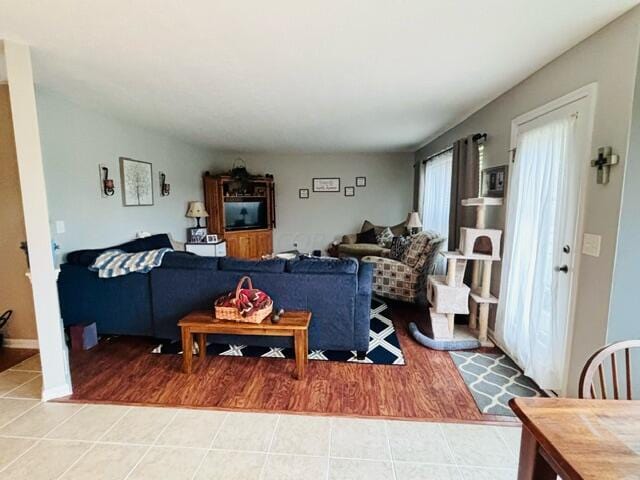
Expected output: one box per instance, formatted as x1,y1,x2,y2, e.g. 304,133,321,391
214,276,273,323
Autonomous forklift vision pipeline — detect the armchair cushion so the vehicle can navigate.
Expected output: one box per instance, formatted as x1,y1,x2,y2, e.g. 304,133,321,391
362,220,407,237
401,231,443,271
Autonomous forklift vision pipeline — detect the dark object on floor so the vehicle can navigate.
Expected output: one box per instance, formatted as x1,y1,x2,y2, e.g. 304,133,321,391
408,322,480,351
70,322,98,351
450,351,545,417
0,310,12,348
153,298,405,366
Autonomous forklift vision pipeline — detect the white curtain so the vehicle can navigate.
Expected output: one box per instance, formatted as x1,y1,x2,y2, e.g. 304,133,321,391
420,150,453,273
420,150,453,239
496,116,576,390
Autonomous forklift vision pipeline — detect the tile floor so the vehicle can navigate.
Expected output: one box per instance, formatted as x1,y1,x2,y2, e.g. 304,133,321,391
0,355,522,479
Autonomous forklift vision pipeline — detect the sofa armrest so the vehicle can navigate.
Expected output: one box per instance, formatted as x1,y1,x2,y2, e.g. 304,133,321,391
357,261,374,296
341,233,358,245
354,261,374,352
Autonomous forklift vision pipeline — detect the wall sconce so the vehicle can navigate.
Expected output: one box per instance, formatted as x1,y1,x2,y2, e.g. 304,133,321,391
100,165,115,197
160,172,170,196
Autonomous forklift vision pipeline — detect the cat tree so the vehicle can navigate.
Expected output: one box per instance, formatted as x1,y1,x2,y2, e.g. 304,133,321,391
425,197,502,347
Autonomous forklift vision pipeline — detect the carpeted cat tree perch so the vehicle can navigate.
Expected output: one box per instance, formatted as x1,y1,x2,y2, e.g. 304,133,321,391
410,197,502,350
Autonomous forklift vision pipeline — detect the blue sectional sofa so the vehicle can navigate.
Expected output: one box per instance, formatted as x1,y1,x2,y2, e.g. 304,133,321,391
57,235,374,354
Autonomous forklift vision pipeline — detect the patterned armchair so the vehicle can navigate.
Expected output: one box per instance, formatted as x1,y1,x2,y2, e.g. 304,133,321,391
362,231,445,304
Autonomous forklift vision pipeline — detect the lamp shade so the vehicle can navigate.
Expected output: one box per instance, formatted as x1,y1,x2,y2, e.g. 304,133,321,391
186,201,209,218
406,211,422,229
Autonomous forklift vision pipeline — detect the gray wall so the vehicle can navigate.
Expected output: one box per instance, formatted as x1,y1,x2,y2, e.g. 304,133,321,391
215,153,414,253
415,7,640,395
37,89,218,258
37,89,413,259
608,39,640,391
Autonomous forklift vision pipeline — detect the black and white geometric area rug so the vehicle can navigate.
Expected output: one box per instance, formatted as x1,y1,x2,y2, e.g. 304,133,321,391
450,352,545,416
151,297,405,366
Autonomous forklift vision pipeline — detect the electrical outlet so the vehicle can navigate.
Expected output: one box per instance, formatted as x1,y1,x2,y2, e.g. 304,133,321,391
582,233,601,257
55,220,66,234
293,242,298,248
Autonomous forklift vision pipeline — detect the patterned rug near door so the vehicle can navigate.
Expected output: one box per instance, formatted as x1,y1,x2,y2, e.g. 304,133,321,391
450,352,544,416
152,297,405,365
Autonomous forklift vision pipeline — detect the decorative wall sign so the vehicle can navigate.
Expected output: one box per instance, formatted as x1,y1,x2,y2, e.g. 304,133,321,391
299,188,309,199
481,165,508,198
120,157,154,206
344,186,355,197
312,177,340,192
356,176,366,187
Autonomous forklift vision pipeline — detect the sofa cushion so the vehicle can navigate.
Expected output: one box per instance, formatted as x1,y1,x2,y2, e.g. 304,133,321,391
219,257,286,273
389,236,411,260
376,227,394,248
338,243,389,258
287,257,358,274
159,252,218,270
355,228,377,245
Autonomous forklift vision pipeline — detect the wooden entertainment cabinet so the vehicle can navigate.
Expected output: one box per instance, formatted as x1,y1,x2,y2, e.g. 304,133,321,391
203,173,275,259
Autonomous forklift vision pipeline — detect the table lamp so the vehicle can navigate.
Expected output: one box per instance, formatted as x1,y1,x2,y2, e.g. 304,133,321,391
406,212,422,235
186,201,209,227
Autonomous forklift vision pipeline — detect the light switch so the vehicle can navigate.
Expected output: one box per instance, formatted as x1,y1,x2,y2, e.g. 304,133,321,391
582,233,601,257
55,220,66,234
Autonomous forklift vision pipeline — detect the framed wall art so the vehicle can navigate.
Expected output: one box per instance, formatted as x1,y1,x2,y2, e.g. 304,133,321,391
356,176,366,187
299,188,309,199
312,177,340,193
120,157,154,206
481,165,508,198
344,186,355,197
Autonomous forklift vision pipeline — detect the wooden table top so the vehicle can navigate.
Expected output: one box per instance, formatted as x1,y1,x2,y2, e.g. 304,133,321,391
178,310,311,331
510,397,640,480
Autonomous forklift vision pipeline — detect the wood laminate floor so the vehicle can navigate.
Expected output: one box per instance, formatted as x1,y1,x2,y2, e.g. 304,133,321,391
63,301,514,423
0,347,39,373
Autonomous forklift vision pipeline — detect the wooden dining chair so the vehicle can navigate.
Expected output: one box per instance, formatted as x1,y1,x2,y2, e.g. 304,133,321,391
579,339,640,400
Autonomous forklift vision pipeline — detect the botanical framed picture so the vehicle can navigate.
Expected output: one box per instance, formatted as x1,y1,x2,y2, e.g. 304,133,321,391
344,186,355,197
120,157,153,206
312,177,340,192
356,176,366,187
482,165,508,198
299,188,309,199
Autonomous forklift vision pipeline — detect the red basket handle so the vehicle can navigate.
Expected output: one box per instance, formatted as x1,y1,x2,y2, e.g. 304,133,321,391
234,276,253,300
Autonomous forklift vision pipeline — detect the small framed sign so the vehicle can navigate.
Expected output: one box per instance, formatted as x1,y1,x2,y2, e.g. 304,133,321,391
299,188,309,199
205,234,218,243
344,186,355,197
312,177,340,193
356,176,366,187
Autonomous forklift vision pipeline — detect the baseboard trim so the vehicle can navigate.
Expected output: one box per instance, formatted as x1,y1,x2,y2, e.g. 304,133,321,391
3,338,39,349
42,383,73,401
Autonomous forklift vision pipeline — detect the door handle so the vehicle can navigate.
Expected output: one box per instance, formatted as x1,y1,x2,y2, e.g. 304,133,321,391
554,265,569,273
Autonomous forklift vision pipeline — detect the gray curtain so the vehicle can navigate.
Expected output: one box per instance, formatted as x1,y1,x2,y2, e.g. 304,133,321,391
448,135,480,250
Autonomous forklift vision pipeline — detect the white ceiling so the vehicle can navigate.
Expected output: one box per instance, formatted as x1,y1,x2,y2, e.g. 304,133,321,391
0,0,637,153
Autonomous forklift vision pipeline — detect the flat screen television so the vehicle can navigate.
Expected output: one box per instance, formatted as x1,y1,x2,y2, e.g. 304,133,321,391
224,200,268,231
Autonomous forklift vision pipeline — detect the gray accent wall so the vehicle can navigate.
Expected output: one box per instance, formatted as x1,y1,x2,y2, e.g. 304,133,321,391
37,89,413,260
608,39,640,392
37,88,218,258
216,153,413,254
415,7,640,395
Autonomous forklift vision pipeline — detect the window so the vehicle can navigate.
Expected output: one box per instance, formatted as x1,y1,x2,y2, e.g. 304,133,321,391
419,149,453,241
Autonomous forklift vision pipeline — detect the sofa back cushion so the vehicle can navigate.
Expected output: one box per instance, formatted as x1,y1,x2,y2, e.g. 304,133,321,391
219,257,286,273
159,252,218,270
361,219,407,237
287,257,358,274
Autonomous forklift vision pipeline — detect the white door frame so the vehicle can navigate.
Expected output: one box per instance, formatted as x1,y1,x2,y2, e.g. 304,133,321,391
504,83,598,396
3,40,73,400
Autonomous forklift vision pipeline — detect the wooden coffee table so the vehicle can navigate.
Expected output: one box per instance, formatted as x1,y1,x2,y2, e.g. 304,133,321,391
178,310,311,379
